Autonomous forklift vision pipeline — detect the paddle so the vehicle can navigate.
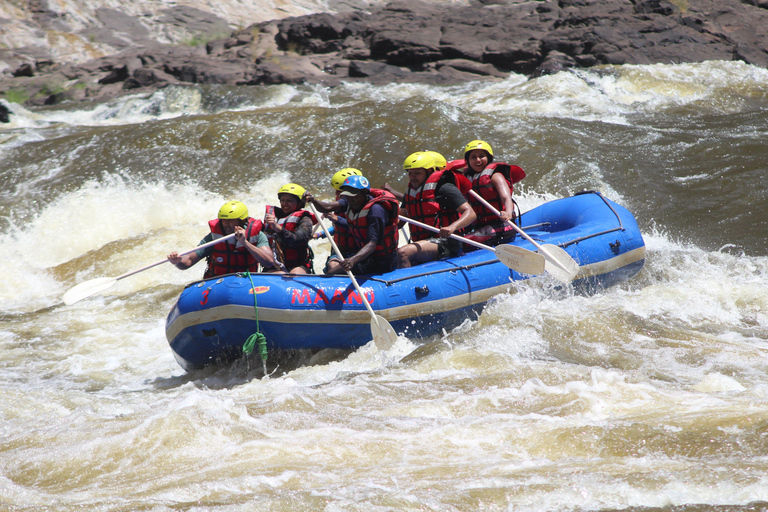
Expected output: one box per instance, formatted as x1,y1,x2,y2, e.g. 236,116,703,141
468,190,579,284
62,233,237,305
307,203,398,350
311,219,324,237
399,215,545,276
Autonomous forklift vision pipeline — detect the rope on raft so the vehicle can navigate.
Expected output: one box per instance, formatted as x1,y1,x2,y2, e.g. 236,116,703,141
241,272,268,371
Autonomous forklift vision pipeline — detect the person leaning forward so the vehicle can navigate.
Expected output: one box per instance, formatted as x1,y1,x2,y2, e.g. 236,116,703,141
305,175,400,275
396,151,477,268
167,200,275,278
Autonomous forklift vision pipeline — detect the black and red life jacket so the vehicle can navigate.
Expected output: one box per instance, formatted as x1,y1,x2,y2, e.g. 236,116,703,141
204,217,264,279
332,211,357,257
264,206,317,272
402,169,473,242
346,189,400,259
467,162,525,225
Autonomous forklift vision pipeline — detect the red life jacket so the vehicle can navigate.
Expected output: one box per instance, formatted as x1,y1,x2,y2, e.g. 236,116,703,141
204,217,264,279
402,169,473,242
346,189,400,259
467,162,525,225
444,159,467,172
333,211,358,256
264,206,317,272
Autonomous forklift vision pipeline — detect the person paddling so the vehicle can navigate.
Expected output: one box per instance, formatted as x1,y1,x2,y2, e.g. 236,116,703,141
306,175,400,275
167,200,274,277
383,150,455,202
264,183,317,274
395,151,476,268
460,140,526,247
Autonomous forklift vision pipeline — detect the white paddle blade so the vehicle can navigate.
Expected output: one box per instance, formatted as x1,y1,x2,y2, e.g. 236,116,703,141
62,277,118,305
538,244,580,284
494,245,546,275
371,315,398,350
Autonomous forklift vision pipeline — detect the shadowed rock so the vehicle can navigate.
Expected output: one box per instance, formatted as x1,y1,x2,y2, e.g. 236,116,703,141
0,102,10,123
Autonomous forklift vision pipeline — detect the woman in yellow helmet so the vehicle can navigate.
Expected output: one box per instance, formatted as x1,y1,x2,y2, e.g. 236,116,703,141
167,200,275,278
461,140,526,247
264,183,317,274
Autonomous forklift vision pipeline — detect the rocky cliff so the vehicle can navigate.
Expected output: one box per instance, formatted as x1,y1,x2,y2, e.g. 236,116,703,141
1,0,768,110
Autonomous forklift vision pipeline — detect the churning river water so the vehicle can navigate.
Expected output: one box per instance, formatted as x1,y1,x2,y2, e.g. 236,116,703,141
1,60,768,511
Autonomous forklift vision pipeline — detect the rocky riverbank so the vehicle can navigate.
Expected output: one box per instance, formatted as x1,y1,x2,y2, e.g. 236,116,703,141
2,0,768,112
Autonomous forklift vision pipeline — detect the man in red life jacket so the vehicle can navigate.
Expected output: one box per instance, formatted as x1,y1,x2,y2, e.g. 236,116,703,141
396,151,477,268
167,200,274,277
264,183,317,274
383,150,449,202
460,140,526,247
306,175,400,275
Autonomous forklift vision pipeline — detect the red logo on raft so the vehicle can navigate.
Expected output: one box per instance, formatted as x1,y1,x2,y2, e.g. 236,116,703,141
249,286,270,294
290,288,374,305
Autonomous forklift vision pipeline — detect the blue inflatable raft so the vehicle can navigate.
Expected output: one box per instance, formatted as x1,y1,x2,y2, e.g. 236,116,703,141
165,191,646,371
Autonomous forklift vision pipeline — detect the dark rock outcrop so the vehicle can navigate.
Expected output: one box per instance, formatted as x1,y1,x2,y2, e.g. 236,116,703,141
2,0,768,106
0,102,10,123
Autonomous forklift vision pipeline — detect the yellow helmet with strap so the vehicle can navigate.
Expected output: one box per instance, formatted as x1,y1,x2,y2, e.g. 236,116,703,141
278,183,306,201
426,151,447,170
218,200,249,220
331,168,363,191
403,151,438,171
463,140,494,162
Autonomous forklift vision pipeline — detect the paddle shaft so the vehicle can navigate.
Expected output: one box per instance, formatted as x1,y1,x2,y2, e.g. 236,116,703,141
399,215,497,253
116,232,237,281
468,190,573,274
307,203,378,320
63,232,239,305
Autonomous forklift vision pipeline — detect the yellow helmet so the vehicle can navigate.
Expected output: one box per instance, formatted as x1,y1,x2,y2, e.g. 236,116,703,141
218,200,249,220
463,140,494,162
403,151,438,171
426,151,447,170
278,183,306,201
331,168,363,191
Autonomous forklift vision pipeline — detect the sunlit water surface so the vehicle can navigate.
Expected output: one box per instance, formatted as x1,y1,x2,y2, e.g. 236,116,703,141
1,61,768,511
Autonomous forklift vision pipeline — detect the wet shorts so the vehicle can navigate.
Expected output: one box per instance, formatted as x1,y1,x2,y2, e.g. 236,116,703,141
430,237,462,259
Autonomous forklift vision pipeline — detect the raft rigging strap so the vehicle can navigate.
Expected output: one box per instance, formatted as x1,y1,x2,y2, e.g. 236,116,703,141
560,193,625,248
368,258,502,285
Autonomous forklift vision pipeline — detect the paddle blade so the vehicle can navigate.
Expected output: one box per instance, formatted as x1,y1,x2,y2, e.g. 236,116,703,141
494,245,545,275
538,244,580,284
62,277,117,305
371,314,398,350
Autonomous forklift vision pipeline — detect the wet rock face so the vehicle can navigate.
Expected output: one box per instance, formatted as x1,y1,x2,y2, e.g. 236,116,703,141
2,0,768,107
0,102,10,123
